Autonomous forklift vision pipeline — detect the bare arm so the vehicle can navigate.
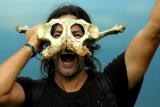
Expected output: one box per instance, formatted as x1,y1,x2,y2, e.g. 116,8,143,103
0,25,41,106
125,0,160,89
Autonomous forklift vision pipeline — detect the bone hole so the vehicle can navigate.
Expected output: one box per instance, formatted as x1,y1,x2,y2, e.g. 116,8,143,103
50,23,63,39
71,24,84,39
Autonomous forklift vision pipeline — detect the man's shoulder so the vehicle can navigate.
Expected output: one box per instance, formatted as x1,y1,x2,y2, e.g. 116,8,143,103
16,76,48,89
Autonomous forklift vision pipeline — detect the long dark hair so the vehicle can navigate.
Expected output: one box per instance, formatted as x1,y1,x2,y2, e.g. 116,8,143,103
41,4,101,79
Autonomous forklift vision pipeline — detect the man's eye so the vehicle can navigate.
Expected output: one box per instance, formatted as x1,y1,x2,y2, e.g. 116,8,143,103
74,34,83,39
52,34,61,39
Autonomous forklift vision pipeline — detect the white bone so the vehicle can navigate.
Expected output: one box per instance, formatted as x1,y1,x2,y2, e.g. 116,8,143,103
16,25,29,33
16,18,126,60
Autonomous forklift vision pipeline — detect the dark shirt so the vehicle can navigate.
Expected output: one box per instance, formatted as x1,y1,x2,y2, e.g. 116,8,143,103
17,52,143,107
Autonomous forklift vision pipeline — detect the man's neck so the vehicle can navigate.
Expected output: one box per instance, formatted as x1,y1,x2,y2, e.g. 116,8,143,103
54,70,88,92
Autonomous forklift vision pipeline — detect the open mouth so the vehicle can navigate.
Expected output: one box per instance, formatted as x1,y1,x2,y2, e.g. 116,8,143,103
60,50,77,62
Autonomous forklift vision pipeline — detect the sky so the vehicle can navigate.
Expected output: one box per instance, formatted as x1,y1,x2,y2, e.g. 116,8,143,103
0,0,159,106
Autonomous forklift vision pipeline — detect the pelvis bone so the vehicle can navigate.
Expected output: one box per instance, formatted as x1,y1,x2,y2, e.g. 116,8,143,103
16,18,125,60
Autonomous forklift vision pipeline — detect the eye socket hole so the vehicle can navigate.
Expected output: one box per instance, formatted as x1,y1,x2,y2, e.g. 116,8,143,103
51,23,63,39
71,24,84,39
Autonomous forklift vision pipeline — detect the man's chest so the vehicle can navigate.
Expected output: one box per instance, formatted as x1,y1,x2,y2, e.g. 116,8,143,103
35,83,108,107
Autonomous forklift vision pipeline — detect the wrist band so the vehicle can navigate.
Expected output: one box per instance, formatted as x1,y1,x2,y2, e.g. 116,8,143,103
24,43,36,57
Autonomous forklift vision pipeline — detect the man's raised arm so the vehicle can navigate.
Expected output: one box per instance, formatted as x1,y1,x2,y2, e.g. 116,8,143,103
125,0,160,89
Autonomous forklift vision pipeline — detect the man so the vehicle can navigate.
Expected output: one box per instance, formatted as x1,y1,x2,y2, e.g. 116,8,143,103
0,1,160,107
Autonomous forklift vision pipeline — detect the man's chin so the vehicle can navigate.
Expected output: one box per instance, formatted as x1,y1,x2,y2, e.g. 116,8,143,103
56,67,81,79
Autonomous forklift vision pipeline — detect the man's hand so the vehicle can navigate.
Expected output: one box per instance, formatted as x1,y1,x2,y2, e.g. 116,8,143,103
25,24,43,53
146,0,160,43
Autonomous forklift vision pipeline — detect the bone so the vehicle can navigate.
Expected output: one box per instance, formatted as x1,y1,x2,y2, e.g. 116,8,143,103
16,18,126,60
16,25,29,33
97,24,126,41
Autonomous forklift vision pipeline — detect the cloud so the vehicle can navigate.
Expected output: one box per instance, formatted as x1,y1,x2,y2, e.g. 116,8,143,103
0,0,68,30
124,1,154,16
0,0,155,31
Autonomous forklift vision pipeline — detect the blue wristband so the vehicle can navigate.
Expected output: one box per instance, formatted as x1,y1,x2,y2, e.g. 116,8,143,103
25,43,36,57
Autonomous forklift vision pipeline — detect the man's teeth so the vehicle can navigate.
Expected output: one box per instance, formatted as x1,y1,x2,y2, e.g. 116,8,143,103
60,52,76,62
61,52,75,55
63,62,72,64
61,50,75,54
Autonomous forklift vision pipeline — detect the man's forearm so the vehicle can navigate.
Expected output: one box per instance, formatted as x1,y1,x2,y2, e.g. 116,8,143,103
0,46,32,96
